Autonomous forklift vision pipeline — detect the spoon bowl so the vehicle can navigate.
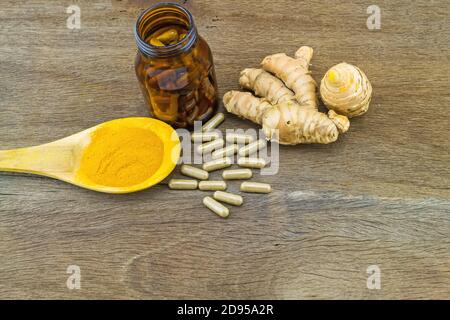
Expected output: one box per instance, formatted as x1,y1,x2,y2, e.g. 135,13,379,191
0,117,181,194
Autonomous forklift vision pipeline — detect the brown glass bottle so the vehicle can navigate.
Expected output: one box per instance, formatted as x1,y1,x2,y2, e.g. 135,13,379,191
134,3,218,129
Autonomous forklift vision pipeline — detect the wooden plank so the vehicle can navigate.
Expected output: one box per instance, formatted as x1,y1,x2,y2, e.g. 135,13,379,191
0,0,449,299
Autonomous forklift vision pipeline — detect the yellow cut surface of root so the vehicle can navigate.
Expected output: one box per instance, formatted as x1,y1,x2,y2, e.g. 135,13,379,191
320,62,372,117
239,68,295,104
223,91,349,145
261,46,317,109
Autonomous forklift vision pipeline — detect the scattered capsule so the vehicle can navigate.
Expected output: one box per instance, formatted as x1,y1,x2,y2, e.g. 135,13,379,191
180,164,209,180
168,179,198,190
150,37,165,46
199,180,227,191
196,138,224,154
226,133,255,144
222,168,252,180
156,28,179,44
191,131,220,142
213,191,243,206
237,157,267,169
202,112,225,132
202,157,232,172
238,139,267,157
211,144,238,159
240,182,272,193
203,196,229,218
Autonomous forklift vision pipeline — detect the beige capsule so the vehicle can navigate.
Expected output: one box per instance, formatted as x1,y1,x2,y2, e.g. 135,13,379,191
191,131,220,142
237,157,267,169
211,144,239,159
225,133,255,144
213,191,243,206
202,157,232,172
238,139,267,157
168,179,198,190
196,138,224,154
240,181,272,193
222,168,252,180
180,164,209,180
203,196,229,218
202,112,225,132
199,180,227,191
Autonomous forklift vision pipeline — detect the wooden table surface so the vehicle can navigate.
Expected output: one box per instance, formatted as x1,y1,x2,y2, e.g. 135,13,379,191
0,0,449,299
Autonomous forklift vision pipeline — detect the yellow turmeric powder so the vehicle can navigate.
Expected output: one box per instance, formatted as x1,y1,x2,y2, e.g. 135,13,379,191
77,125,164,187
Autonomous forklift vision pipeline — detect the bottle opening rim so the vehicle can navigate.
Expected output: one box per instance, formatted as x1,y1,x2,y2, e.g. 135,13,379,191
134,2,197,58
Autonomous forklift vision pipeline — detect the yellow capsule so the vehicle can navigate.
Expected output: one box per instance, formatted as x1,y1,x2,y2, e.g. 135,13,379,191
213,191,243,206
240,181,272,193
203,196,229,218
168,179,198,190
199,180,227,191
202,113,225,132
156,28,179,44
222,168,252,180
237,157,267,169
196,138,224,154
225,133,255,144
191,131,220,142
202,157,232,172
238,139,267,157
180,164,209,180
211,144,238,159
150,37,165,47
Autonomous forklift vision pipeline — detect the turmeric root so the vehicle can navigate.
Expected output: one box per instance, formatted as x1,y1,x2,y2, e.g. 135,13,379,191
222,90,272,125
223,45,356,145
261,46,317,109
320,62,372,117
223,91,349,145
239,68,294,104
327,109,350,134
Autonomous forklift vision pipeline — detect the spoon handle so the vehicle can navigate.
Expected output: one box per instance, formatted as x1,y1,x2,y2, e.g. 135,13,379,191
0,145,75,176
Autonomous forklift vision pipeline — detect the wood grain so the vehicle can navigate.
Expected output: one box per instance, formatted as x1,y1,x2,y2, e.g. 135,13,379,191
0,0,449,299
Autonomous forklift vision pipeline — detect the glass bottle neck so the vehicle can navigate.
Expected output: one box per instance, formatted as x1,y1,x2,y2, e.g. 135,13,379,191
134,2,198,58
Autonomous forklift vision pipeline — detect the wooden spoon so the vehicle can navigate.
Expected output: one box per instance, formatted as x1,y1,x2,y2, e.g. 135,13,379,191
0,117,181,194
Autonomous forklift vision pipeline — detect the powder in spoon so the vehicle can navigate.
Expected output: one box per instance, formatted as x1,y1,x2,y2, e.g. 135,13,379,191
77,125,164,187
